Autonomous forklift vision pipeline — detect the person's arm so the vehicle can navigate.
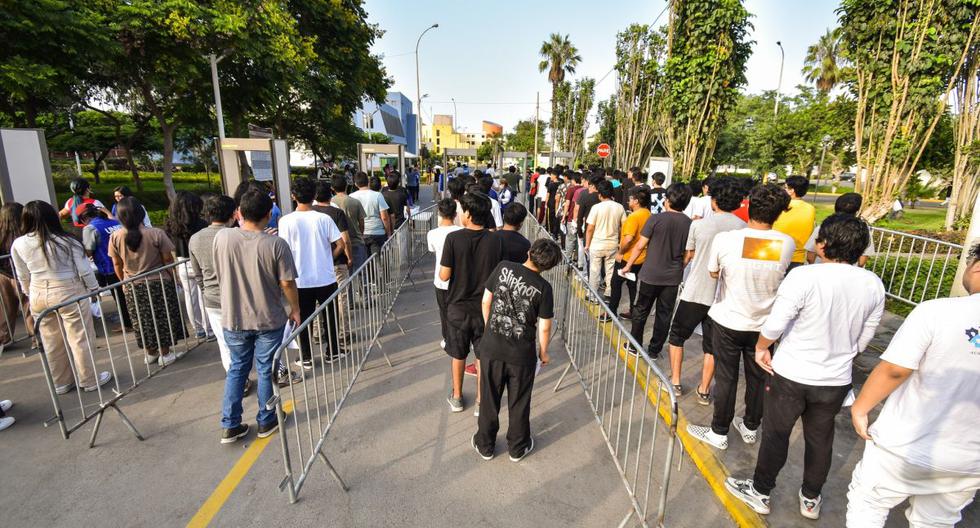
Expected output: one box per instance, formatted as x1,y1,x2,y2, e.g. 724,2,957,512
11,244,30,293
683,249,695,265
481,289,493,324
857,293,885,353
189,248,206,293
585,223,596,249
755,278,804,374
341,231,353,266
280,279,302,326
538,318,553,365
111,255,125,282
439,265,452,283
381,209,392,236
622,235,649,270
617,234,635,261
72,244,99,291
850,361,914,440
332,235,346,259
82,226,98,257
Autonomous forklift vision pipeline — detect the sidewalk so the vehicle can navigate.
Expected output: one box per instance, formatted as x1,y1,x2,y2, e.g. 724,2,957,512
0,256,731,527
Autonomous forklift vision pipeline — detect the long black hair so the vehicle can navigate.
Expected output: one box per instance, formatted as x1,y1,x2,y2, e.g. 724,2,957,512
21,201,80,263
0,202,23,253
164,191,204,240
117,197,147,252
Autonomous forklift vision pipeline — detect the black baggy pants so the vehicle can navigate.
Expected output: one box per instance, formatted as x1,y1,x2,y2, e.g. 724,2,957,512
608,261,641,315
752,373,850,499
475,358,535,458
297,283,339,362
710,322,767,436
629,282,678,356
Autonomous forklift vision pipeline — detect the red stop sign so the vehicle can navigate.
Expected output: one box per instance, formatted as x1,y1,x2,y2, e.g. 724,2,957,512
597,143,611,158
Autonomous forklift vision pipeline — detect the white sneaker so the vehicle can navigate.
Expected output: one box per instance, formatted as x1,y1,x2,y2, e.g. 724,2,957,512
159,353,176,366
144,353,159,366
799,489,822,519
0,400,11,413
82,371,112,392
734,417,758,444
725,477,770,515
0,416,14,432
687,424,728,450
55,382,75,395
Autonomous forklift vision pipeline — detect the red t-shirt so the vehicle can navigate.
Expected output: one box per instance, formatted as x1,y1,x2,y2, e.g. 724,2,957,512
734,199,750,222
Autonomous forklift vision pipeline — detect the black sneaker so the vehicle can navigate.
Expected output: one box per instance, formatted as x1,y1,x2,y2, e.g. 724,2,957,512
509,437,534,462
220,424,249,444
277,366,303,387
471,434,493,461
257,421,279,439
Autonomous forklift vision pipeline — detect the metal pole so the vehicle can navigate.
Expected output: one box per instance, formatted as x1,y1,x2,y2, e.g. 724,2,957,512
451,98,458,129
415,23,438,157
68,114,82,176
774,41,785,118
209,53,227,141
533,92,539,168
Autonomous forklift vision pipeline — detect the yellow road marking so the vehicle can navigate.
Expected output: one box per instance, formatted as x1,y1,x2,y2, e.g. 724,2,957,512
187,400,293,528
574,282,767,528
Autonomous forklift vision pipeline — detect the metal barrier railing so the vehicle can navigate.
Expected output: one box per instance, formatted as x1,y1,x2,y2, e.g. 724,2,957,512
31,259,210,446
867,226,963,306
270,205,436,503
520,218,681,528
0,254,36,356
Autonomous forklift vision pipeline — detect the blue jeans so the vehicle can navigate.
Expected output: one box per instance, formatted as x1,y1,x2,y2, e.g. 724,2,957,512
364,234,388,257
351,243,368,271
221,326,283,429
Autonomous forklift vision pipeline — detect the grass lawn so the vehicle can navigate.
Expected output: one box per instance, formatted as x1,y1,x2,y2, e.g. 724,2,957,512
813,202,948,233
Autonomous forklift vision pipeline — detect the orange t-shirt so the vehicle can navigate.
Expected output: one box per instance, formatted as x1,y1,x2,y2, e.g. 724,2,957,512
620,208,652,264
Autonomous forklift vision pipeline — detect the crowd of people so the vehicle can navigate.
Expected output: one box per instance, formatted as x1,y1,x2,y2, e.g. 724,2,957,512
443,164,978,526
0,162,975,527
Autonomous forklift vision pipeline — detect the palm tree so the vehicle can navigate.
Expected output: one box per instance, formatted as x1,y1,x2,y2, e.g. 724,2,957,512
539,34,581,154
803,28,846,93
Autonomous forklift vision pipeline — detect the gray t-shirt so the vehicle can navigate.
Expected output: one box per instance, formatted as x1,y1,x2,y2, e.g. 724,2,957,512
213,228,297,331
331,194,366,246
680,212,747,305
636,211,692,286
350,189,389,236
188,224,224,309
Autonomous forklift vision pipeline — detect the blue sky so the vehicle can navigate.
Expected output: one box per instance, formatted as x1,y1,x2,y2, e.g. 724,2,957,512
362,0,840,134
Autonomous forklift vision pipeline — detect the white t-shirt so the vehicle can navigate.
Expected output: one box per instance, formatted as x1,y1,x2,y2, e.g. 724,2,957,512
869,293,980,475
680,212,746,306
764,263,885,385
427,225,463,289
536,177,550,200
490,198,503,229
804,223,875,263
586,199,627,251
683,195,713,220
707,228,795,332
350,189,389,236
277,210,342,288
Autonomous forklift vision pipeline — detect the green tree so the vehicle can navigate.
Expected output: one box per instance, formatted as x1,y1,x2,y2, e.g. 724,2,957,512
662,0,754,181
506,119,547,154
839,0,980,220
614,24,666,169
802,28,848,93
538,34,581,155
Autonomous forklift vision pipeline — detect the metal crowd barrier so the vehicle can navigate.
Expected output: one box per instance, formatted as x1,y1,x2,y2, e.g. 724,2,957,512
520,219,681,528
32,259,209,446
270,205,436,503
867,226,963,306
0,254,37,357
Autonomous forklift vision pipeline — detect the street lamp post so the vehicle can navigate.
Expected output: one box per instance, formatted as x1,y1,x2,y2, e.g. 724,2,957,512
415,23,438,157
208,53,229,140
451,97,458,128
774,41,785,117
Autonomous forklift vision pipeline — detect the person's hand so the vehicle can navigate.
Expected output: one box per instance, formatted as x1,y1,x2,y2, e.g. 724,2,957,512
851,410,871,440
288,309,302,328
754,346,774,375
539,350,550,366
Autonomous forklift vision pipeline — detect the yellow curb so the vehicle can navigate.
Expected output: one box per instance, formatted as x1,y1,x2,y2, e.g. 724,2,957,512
573,282,767,528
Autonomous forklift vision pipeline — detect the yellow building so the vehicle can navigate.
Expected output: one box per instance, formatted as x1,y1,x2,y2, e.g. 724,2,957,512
421,115,502,155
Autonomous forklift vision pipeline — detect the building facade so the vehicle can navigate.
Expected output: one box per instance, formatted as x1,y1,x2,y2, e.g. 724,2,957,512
352,91,418,154
421,116,503,155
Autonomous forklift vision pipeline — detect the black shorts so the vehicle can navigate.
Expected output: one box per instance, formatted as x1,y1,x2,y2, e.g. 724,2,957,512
446,307,484,360
667,300,714,354
434,287,450,340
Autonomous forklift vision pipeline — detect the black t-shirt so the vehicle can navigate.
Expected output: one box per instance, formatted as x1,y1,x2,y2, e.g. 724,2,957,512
546,179,561,211
440,228,503,315
313,205,350,266
637,211,692,286
504,171,521,192
649,188,667,214
479,261,554,366
576,190,599,237
382,188,410,228
495,230,531,264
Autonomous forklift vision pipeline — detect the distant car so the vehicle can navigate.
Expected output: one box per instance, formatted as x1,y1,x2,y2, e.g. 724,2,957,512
839,172,856,181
